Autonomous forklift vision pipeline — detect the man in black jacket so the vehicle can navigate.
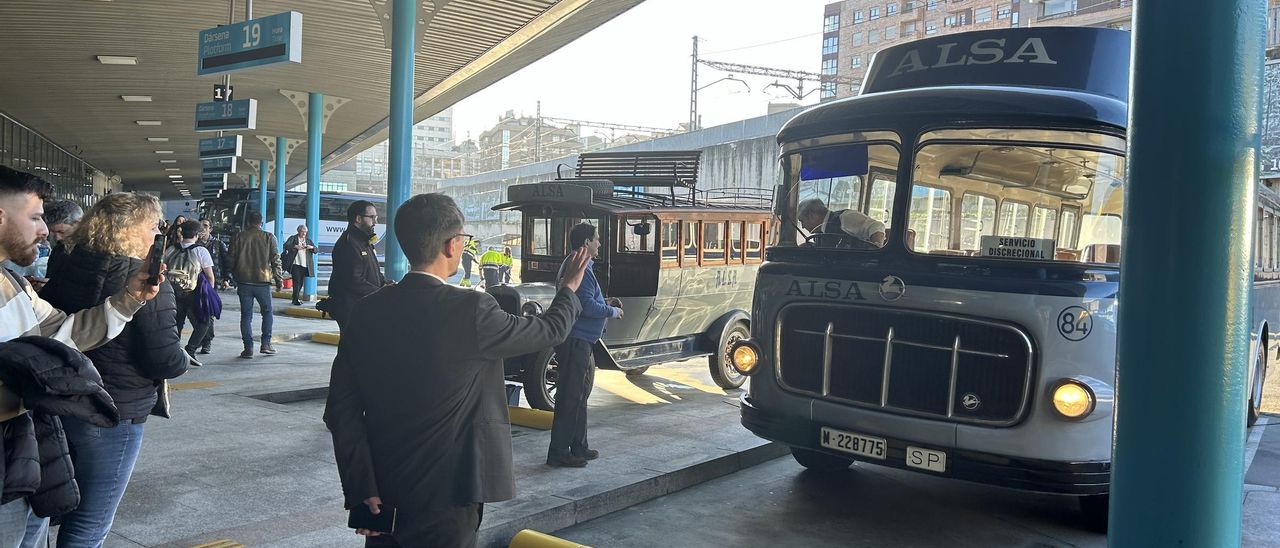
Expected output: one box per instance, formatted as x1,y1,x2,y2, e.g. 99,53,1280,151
327,200,385,329
324,194,588,547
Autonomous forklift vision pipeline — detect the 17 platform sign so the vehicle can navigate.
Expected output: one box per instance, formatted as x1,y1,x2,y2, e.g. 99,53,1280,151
198,11,302,76
199,135,242,160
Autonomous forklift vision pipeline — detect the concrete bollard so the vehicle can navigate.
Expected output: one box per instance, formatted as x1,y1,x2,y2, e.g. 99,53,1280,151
509,530,590,548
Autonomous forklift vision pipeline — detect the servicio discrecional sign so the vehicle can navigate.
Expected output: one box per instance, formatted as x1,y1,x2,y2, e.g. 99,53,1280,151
198,11,302,76
199,135,242,160
979,235,1055,260
195,99,257,132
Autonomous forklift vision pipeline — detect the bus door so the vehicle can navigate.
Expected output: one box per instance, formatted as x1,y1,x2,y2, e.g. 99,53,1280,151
656,219,712,339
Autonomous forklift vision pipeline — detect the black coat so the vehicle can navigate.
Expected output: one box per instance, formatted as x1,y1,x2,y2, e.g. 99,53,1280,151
327,226,383,321
40,246,189,421
200,237,230,284
281,234,315,278
323,275,581,535
0,337,121,517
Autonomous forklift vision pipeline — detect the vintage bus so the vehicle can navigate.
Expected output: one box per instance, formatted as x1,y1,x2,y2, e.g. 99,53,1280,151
488,151,773,410
726,27,1271,528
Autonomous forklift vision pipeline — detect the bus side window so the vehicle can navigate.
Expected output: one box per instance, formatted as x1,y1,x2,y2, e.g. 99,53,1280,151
703,221,727,265
620,216,654,253
998,200,1030,236
683,221,700,266
746,222,764,263
661,220,680,267
729,221,744,263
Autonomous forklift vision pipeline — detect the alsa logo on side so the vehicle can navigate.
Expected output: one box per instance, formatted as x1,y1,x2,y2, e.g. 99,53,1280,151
785,280,866,301
889,37,1058,77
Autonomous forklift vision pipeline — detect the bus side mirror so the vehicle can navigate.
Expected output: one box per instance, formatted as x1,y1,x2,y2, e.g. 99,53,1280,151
633,223,651,236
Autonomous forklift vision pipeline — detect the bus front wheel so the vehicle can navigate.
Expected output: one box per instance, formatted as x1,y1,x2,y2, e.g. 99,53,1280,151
523,349,558,411
790,447,853,472
708,321,750,389
1249,341,1267,428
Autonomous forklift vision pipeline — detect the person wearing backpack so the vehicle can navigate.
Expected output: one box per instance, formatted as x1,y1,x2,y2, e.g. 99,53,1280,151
165,220,215,366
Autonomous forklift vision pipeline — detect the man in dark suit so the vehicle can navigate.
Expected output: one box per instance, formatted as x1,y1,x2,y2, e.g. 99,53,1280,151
323,193,590,547
327,200,385,329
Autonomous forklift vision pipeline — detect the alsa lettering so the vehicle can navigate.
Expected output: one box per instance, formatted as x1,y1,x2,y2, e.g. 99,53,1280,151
785,280,866,301
890,37,1058,77
530,185,565,198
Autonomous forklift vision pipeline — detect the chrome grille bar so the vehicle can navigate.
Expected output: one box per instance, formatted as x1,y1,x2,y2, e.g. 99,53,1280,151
947,336,961,419
821,322,834,396
880,327,894,406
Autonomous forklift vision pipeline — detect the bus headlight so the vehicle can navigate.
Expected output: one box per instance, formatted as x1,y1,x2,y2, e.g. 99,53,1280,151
1049,376,1112,422
520,301,543,317
730,340,761,376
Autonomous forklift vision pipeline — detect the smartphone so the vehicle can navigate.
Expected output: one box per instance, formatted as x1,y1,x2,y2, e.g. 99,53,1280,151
348,503,396,534
146,234,164,286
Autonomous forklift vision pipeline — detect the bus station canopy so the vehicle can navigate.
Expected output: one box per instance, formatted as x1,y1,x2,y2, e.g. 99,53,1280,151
0,0,642,197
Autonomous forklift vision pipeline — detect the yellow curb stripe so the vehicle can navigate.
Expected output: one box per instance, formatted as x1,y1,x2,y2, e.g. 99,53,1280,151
190,541,245,548
169,381,221,391
312,332,341,346
509,529,591,548
285,306,330,319
509,406,553,430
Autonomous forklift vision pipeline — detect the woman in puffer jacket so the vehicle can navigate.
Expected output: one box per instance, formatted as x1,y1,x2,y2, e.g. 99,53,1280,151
39,193,188,547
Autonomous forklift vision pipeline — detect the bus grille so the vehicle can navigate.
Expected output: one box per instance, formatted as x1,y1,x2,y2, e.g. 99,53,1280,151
776,304,1034,426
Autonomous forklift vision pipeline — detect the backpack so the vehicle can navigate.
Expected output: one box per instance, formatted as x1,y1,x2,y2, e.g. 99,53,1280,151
164,245,201,293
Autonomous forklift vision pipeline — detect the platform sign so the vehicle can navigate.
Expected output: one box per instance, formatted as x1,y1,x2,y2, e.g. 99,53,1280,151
198,11,302,76
198,135,242,160
195,99,257,132
201,173,227,186
201,157,236,175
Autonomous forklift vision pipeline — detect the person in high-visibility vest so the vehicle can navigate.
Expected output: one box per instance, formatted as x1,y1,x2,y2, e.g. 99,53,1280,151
460,238,479,287
500,246,514,284
479,246,504,288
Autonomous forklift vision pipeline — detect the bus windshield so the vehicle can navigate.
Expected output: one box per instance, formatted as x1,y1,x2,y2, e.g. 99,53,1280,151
777,132,902,249
909,128,1126,263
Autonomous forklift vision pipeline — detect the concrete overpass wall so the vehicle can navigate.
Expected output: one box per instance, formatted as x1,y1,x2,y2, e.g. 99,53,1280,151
438,107,802,244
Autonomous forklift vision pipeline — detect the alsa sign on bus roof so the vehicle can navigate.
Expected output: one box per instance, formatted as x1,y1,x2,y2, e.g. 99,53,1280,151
197,11,302,76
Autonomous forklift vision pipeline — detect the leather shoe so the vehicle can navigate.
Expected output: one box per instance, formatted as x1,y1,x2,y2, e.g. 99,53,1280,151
546,453,587,468
260,344,277,355
239,349,254,359
573,449,599,461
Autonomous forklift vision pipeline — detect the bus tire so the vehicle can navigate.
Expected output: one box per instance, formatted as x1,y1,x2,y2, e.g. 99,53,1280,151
624,366,650,377
790,447,852,472
523,349,558,412
1249,340,1267,428
1077,494,1109,533
708,321,750,389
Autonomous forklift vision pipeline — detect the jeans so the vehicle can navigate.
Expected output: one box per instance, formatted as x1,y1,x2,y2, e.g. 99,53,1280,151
173,292,212,352
237,284,273,348
57,418,146,548
549,337,594,457
0,499,48,548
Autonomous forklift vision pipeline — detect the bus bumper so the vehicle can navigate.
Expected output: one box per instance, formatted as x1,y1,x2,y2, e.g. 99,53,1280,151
740,395,1110,496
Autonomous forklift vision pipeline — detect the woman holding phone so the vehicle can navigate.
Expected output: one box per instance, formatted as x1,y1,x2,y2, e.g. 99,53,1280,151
39,193,189,547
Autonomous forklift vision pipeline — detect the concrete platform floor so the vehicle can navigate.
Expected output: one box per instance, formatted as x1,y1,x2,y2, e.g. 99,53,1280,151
77,294,770,547
559,415,1280,547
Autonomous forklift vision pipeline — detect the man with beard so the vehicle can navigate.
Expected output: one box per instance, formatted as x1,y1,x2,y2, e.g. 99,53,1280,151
327,200,385,329
0,165,161,547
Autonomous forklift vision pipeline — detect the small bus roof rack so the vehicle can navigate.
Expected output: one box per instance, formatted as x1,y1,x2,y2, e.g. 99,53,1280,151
556,150,702,188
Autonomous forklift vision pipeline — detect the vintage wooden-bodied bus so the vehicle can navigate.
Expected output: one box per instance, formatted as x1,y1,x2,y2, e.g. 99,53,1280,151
487,151,773,410
726,26,1271,529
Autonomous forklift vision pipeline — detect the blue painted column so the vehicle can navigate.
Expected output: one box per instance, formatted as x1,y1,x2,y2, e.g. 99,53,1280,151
1110,1,1265,546
274,136,287,248
384,0,417,282
305,92,323,298
258,159,269,224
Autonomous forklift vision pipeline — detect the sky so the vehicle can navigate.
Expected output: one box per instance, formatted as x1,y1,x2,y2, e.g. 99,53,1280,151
450,0,835,142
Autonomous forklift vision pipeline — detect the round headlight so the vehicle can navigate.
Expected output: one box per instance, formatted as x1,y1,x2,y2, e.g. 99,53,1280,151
1052,380,1095,420
730,342,759,375
520,301,543,317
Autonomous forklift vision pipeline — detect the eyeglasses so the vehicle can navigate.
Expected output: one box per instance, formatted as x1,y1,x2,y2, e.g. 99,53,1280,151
359,214,379,221
449,232,475,243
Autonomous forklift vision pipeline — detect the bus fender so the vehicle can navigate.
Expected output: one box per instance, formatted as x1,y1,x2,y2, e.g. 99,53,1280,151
702,310,751,351
592,340,622,371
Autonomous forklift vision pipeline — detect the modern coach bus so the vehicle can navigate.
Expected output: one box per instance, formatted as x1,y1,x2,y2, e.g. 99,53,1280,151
201,188,388,286
725,27,1272,529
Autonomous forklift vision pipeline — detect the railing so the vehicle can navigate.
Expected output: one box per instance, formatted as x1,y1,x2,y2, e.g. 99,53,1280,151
1036,0,1132,23
1270,6,1280,51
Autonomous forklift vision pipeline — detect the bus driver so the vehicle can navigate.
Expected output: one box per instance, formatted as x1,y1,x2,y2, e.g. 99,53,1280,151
798,198,885,249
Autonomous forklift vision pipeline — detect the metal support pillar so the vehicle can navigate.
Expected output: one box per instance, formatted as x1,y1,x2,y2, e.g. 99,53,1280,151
384,0,417,282
274,136,287,248
258,159,269,225
304,92,323,299
1110,1,1265,545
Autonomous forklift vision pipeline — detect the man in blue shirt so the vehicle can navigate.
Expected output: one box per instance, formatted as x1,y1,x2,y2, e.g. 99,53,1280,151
548,222,622,467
